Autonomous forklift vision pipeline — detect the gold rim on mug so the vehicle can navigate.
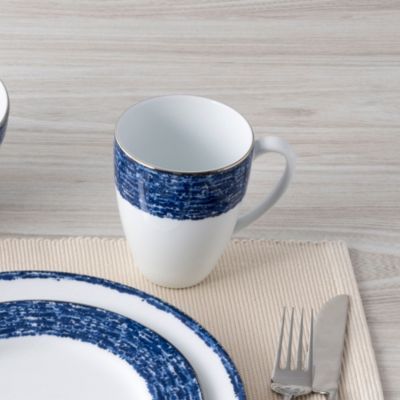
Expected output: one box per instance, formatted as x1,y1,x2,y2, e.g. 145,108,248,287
114,94,255,176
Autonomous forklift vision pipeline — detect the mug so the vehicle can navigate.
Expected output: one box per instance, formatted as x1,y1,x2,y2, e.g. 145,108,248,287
0,80,9,145
114,95,296,288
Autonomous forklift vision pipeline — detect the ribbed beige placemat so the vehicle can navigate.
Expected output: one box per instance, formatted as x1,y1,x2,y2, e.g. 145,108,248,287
0,237,382,399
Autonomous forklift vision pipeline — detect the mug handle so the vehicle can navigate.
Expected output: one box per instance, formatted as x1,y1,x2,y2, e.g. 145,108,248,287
234,136,296,233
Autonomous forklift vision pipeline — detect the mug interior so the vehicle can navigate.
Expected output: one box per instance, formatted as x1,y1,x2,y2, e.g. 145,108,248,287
115,95,253,173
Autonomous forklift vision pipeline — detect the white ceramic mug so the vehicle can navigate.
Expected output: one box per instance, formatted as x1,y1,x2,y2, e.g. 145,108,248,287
114,95,296,288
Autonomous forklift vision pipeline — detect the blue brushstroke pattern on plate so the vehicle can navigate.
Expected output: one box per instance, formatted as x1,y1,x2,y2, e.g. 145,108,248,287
0,270,245,399
0,299,202,400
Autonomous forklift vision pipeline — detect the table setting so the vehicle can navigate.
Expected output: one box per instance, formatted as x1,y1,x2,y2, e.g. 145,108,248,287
0,81,384,399
0,238,383,399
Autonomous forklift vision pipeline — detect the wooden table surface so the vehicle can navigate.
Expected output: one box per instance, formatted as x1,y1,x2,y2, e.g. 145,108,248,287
0,1,399,397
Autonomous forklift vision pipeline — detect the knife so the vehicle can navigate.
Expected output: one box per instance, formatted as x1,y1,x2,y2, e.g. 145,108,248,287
313,295,349,400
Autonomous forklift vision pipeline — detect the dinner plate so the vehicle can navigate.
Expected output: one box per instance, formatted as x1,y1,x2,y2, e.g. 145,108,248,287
0,299,202,400
0,271,245,400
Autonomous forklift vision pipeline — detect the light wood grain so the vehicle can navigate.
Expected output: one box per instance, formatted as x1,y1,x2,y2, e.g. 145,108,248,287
0,1,399,397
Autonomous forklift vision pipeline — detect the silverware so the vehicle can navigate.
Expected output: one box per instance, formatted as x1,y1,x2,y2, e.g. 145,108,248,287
271,308,314,399
0,79,9,145
313,295,349,400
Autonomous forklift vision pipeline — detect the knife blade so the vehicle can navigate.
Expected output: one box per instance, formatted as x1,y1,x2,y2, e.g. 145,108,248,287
313,295,349,400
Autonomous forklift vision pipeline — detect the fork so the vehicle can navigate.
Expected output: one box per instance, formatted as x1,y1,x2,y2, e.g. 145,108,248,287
271,308,314,399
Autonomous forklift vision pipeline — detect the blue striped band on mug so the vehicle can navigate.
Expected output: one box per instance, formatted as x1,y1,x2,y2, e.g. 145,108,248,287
114,141,253,221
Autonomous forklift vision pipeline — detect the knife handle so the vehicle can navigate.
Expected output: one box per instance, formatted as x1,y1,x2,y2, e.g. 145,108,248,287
327,390,337,400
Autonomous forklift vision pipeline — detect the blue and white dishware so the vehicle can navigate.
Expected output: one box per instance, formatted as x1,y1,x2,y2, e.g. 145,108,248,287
0,80,9,145
0,298,202,400
114,95,296,288
0,271,245,399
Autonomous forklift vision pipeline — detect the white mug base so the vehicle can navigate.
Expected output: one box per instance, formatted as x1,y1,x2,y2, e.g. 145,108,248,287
116,190,239,288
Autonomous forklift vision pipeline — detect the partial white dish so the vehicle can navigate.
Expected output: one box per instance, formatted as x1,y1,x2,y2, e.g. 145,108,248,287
0,80,9,145
0,299,202,400
0,80,8,124
0,271,245,400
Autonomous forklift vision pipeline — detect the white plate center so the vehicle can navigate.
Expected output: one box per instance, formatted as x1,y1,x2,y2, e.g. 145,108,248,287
0,335,152,400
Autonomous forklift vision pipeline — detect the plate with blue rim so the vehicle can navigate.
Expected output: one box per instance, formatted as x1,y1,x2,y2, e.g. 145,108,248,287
0,299,202,400
0,271,245,400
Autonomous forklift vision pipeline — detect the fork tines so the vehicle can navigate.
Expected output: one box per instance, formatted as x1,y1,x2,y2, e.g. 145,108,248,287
273,307,314,374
